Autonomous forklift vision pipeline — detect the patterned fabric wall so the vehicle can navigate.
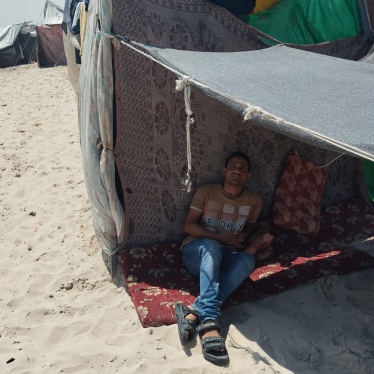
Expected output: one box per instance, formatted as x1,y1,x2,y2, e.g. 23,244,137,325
114,44,367,248
112,0,373,59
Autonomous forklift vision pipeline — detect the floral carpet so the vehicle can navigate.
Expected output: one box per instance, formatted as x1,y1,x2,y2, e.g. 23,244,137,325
120,198,374,327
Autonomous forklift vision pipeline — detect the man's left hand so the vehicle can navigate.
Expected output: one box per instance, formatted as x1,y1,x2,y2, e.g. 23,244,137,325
227,231,247,250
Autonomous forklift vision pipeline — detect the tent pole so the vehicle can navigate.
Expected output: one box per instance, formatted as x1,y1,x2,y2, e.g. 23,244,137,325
102,249,117,277
108,253,117,278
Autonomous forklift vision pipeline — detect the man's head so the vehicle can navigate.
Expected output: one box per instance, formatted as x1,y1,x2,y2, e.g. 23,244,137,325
224,151,251,172
223,151,251,188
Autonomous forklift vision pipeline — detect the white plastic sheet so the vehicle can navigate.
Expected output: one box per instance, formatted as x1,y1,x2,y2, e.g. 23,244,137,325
69,0,125,257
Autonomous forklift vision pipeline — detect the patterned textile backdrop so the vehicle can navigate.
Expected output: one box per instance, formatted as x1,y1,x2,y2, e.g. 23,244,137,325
114,43,368,248
112,0,373,59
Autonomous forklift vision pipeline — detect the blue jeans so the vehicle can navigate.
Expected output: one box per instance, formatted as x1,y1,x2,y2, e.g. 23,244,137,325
182,238,255,323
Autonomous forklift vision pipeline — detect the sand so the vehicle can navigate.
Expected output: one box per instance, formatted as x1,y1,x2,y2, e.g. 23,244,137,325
0,63,373,374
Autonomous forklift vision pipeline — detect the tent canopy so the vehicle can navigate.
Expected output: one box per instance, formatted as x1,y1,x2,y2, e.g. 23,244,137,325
0,23,37,67
0,23,25,51
43,0,64,25
36,0,66,68
138,43,374,161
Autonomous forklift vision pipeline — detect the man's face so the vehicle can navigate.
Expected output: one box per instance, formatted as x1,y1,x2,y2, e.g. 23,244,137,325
223,156,250,187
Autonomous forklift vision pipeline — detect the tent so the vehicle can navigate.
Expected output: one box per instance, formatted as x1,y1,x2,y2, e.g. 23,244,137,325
68,0,374,274
0,23,37,68
36,0,67,67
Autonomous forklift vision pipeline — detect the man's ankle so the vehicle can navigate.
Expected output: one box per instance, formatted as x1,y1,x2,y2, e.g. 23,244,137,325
186,313,198,321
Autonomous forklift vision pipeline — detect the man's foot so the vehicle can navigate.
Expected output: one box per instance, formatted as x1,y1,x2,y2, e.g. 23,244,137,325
175,303,200,346
197,320,229,365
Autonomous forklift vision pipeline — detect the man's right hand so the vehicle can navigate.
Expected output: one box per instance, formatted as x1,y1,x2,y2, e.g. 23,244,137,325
184,207,246,250
216,231,246,249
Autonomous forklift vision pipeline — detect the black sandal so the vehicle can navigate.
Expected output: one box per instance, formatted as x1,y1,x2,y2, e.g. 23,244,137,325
175,303,200,346
196,320,229,365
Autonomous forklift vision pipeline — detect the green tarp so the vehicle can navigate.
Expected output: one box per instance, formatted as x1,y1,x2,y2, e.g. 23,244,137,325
363,160,374,202
240,0,362,45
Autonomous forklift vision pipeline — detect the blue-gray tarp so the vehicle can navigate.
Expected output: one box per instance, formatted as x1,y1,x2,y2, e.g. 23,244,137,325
136,43,374,161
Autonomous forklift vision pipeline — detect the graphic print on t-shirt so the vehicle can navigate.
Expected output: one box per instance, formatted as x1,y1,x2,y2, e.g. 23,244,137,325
203,201,251,233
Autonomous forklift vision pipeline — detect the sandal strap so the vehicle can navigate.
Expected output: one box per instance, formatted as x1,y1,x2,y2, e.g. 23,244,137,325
196,320,221,335
201,336,226,350
180,304,200,319
183,318,196,329
200,336,229,365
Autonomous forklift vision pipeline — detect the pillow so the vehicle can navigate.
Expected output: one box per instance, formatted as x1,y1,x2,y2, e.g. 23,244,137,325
272,150,328,236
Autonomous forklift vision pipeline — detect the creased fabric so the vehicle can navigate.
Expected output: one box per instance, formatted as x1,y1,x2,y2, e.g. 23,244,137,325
77,0,125,255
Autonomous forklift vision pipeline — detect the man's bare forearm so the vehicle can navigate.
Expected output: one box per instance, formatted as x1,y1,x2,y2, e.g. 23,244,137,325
184,222,221,241
184,223,246,248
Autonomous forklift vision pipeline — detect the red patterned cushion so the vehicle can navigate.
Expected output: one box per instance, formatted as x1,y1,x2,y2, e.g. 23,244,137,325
120,242,199,327
273,150,328,235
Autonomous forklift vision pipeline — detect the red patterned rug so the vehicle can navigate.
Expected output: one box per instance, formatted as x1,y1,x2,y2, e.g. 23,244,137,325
120,198,374,327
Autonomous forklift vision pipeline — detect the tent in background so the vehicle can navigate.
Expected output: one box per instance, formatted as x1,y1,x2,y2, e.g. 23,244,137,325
0,23,37,68
19,26,38,64
36,0,67,67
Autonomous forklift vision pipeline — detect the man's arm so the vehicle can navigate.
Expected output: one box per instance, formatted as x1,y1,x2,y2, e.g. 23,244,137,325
184,208,244,248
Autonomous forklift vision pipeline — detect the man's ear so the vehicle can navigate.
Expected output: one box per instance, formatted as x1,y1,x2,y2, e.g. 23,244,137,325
223,167,226,176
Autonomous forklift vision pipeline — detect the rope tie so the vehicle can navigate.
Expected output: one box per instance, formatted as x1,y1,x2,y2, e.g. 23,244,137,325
319,152,345,168
176,76,194,192
102,245,119,256
54,50,66,67
96,30,115,40
244,104,284,125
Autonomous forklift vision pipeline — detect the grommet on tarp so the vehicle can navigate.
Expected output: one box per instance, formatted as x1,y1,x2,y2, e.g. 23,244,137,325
176,76,194,193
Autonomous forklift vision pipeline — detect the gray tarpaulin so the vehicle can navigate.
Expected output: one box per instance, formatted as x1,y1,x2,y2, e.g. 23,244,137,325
136,43,374,161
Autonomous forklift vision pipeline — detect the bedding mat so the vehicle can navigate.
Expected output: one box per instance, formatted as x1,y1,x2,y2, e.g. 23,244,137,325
120,198,374,327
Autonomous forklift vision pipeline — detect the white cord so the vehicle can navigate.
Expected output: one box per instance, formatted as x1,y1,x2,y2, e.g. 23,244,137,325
176,77,194,192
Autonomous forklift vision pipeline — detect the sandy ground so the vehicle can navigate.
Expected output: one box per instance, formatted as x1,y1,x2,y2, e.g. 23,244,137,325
0,63,373,374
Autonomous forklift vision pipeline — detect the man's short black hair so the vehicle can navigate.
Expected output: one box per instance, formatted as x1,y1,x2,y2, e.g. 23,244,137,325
225,151,251,172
